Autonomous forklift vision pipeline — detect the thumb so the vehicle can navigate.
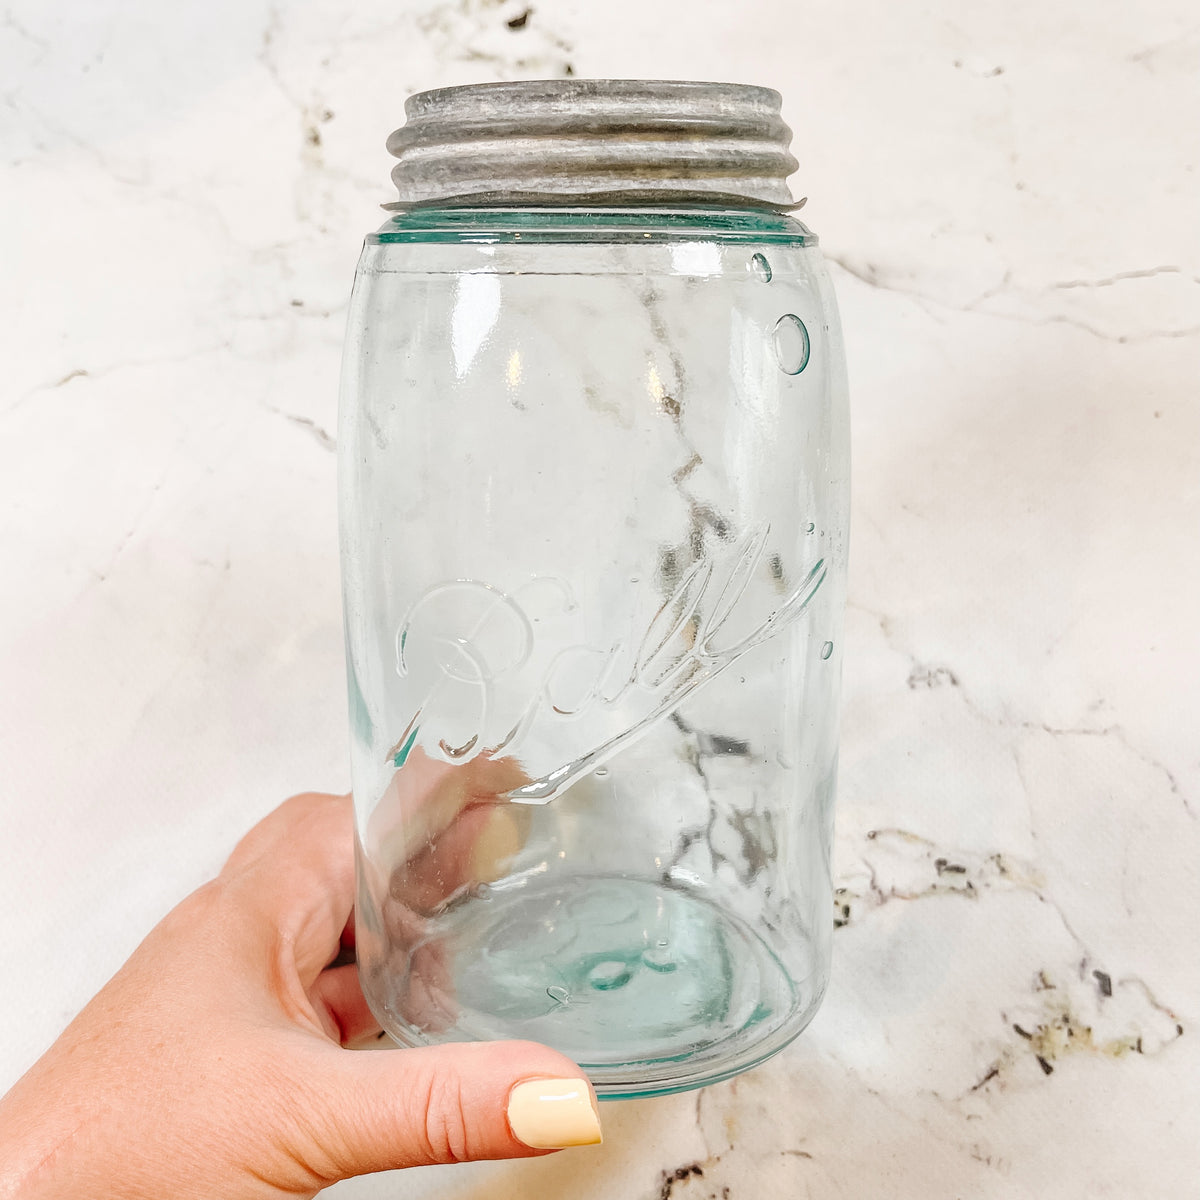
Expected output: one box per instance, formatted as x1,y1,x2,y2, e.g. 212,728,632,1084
317,1040,603,1178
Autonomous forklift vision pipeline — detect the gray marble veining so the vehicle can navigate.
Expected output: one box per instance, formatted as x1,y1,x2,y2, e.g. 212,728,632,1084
2,0,1197,1195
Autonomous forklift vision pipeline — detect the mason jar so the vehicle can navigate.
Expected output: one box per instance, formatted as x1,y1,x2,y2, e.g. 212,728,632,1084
338,80,849,1098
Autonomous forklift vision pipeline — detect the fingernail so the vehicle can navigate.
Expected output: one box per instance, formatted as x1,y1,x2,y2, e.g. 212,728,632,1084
507,1077,603,1149
469,806,524,884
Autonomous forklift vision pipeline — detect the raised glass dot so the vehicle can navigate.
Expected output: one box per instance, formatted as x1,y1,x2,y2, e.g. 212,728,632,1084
773,313,811,375
587,960,633,991
805,521,816,534
641,944,678,973
546,985,570,1005
821,641,834,660
594,766,609,778
750,252,772,282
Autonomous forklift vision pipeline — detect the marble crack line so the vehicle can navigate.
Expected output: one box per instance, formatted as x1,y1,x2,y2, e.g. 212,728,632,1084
1052,265,1200,289
847,1080,983,1163
851,603,1197,821
258,5,299,109
1130,25,1200,67
1002,711,1195,822
91,475,171,584
826,255,1200,342
265,404,336,451
834,827,1045,931
5,341,233,419
839,827,1190,1093
1016,720,1197,822
825,253,907,293
236,299,351,325
837,826,1102,985
3,9,49,53
1008,744,1040,858
834,838,1190,1100
1013,311,1200,343
823,255,950,323
2,90,158,190
844,820,1190,1084
962,962,1186,1100
257,3,345,190
999,722,1191,826
414,0,576,76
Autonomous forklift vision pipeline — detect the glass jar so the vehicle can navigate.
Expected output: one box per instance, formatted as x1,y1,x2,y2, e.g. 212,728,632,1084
339,81,849,1098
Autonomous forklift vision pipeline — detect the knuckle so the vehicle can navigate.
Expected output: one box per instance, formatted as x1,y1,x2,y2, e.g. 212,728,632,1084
421,1070,473,1164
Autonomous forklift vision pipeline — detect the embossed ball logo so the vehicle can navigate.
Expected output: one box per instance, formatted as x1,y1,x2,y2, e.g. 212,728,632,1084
387,525,827,804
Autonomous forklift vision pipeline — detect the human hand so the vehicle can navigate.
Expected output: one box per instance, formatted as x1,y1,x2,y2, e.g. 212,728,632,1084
0,792,602,1199
358,749,535,1034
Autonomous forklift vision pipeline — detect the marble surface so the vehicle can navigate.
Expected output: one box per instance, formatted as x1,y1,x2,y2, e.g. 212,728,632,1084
2,0,1198,1195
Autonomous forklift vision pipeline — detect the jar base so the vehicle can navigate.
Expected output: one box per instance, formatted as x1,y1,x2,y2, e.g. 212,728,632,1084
362,874,825,1097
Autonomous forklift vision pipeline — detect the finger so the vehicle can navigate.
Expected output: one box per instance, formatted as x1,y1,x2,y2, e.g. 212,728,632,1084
221,792,355,983
309,964,382,1047
376,897,458,1033
365,751,531,877
390,802,530,914
223,792,351,881
313,1041,602,1177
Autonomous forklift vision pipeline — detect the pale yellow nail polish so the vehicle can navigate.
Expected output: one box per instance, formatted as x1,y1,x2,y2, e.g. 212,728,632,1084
507,1077,603,1149
469,806,525,884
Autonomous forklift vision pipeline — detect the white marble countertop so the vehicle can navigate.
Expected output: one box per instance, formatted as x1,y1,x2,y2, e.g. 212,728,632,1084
2,0,1198,1195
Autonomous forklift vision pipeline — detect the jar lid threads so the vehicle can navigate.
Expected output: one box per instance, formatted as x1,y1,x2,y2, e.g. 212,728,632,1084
386,79,800,211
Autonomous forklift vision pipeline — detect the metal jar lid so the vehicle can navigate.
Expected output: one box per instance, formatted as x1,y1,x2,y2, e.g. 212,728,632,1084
385,79,800,210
